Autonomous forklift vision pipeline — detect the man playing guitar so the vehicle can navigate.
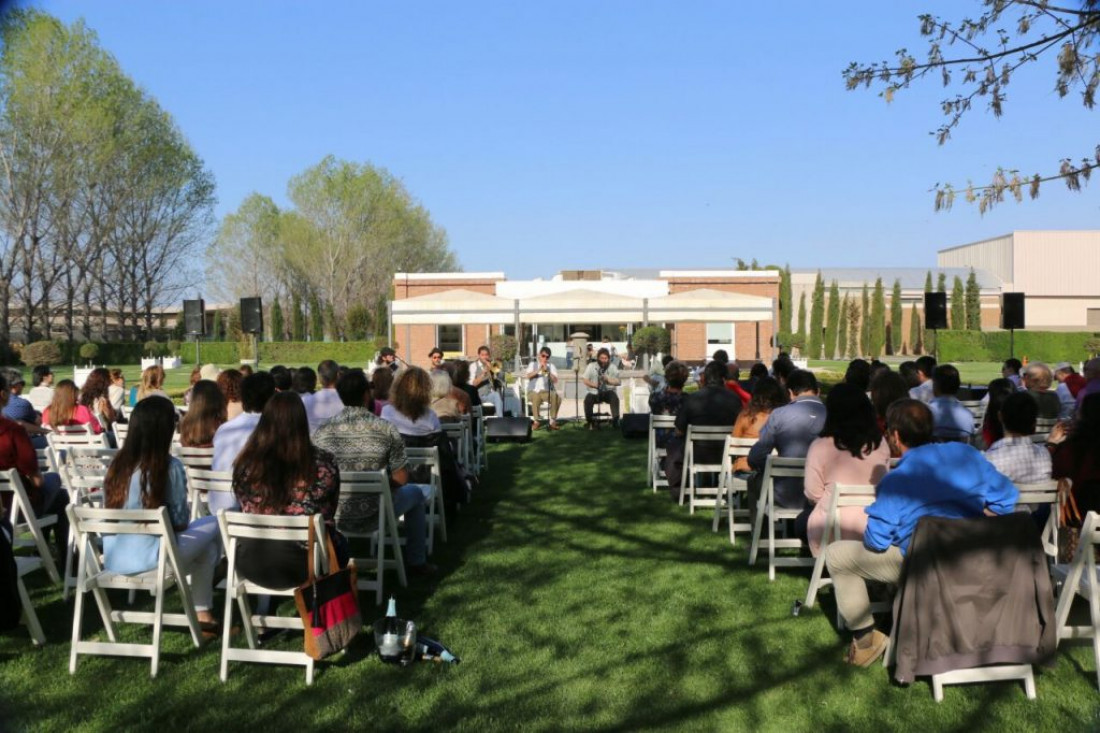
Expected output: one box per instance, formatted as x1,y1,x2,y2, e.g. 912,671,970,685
470,344,504,418
524,347,561,430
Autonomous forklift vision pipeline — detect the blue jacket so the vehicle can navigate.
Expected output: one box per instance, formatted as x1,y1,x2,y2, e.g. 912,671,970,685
864,442,1018,555
747,395,826,508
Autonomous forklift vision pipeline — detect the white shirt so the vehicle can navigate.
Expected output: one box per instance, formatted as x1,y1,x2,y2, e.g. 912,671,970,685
304,388,344,433
212,412,261,473
524,361,558,393
908,380,933,404
27,386,53,412
380,404,441,436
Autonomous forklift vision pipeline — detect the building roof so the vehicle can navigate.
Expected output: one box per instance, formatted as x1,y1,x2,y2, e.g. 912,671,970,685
790,267,1002,290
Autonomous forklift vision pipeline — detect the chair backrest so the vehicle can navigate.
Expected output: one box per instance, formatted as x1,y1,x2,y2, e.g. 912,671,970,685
64,446,117,472
177,445,215,470
406,446,441,472
824,483,878,542
70,504,172,541
763,454,807,480
1015,479,1058,506
686,424,734,443
51,424,95,436
47,430,109,451
114,423,129,444
335,470,389,538
651,415,677,430
441,422,467,465
217,510,328,581
36,447,57,475
185,468,234,520
0,469,39,534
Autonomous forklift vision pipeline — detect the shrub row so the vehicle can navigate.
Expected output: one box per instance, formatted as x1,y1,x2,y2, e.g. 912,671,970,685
183,341,385,366
935,330,1100,364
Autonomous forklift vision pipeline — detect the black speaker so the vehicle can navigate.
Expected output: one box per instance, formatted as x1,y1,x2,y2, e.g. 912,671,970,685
240,297,263,334
924,292,947,330
485,416,532,442
183,299,205,335
620,413,650,439
1001,292,1025,330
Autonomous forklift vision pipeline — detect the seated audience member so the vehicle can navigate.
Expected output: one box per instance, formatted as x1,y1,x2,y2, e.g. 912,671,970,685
217,369,244,420
269,365,293,393
745,362,769,393
725,361,752,407
824,400,1018,666
907,356,936,404
869,360,891,383
747,369,825,509
42,380,103,434
1049,393,1100,524
730,377,788,474
980,378,1016,449
182,366,202,406
305,359,343,433
1054,362,1084,419
429,371,464,421
441,361,472,413
898,361,920,391
985,391,1052,485
292,366,317,396
211,371,276,511
179,380,228,448
238,364,254,377
136,365,167,402
643,355,675,393
1075,358,1100,414
771,354,795,388
0,373,67,555
928,364,973,442
103,396,221,630
449,359,480,411
312,370,435,576
1022,362,1061,420
371,366,395,417
803,384,891,557
0,369,46,446
382,367,442,437
869,370,909,436
844,359,872,395
667,360,742,502
26,365,54,412
1001,357,1024,388
231,392,345,589
649,360,690,449
108,369,127,413
79,367,117,433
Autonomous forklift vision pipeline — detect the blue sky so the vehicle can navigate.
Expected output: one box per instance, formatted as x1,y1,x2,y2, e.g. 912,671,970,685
40,1,1100,279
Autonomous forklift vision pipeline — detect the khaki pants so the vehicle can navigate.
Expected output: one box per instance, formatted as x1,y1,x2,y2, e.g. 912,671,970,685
824,541,904,631
529,390,561,420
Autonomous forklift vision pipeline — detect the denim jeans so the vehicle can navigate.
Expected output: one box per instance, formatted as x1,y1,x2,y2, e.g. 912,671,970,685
394,483,429,566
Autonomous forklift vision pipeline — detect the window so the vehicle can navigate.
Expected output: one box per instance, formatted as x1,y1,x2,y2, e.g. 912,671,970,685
438,325,462,353
706,322,734,345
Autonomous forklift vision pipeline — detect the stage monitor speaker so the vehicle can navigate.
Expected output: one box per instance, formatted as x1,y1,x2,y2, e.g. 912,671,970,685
240,297,263,334
620,413,649,439
924,292,948,330
183,299,205,336
485,416,532,443
1001,292,1025,330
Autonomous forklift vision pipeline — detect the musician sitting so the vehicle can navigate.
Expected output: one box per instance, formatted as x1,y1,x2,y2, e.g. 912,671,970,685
524,347,561,431
470,344,505,418
583,347,621,430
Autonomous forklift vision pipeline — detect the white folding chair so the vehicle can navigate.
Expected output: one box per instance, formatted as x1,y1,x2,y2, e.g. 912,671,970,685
185,468,235,521
405,446,448,554
470,404,488,472
1,468,61,584
1053,509,1100,690
217,511,326,684
712,436,757,545
14,555,47,645
441,422,468,472
113,422,129,445
58,448,117,599
748,456,812,581
47,429,109,465
648,415,677,494
679,424,734,514
460,414,476,474
336,470,408,606
67,504,205,677
804,483,878,610
1016,480,1059,560
35,447,57,475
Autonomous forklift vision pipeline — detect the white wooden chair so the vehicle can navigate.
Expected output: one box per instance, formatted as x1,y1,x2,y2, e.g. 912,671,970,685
405,446,448,554
1016,480,1060,560
712,436,759,545
679,424,734,514
46,429,109,465
648,415,677,494
66,504,205,677
336,470,408,606
804,483,878,610
217,511,326,684
470,404,488,472
4,522,47,645
58,448,117,599
441,421,469,472
1053,508,1100,691
748,456,812,581
113,422,129,445
185,468,235,521
35,447,57,475
1,469,61,584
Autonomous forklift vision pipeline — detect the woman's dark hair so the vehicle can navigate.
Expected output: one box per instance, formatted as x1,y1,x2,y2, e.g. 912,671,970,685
188,366,202,386
870,371,909,425
180,380,227,447
232,392,314,513
749,362,769,381
372,366,394,402
1066,394,1100,473
47,380,79,426
391,367,432,421
79,368,112,408
32,365,52,386
293,366,317,394
822,383,883,458
664,361,690,390
451,359,471,387
981,378,1016,445
217,369,243,403
898,361,919,389
844,359,872,393
744,376,788,420
105,396,177,510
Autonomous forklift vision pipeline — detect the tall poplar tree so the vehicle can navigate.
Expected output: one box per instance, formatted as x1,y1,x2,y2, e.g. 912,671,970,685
909,303,922,355
837,294,850,358
937,272,947,293
869,277,886,357
211,310,222,342
309,293,324,341
965,269,982,331
950,276,965,329
291,292,305,341
779,264,792,335
847,298,861,359
824,280,840,360
270,299,284,341
808,272,825,359
796,292,807,352
890,279,903,354
860,283,870,356
924,271,933,293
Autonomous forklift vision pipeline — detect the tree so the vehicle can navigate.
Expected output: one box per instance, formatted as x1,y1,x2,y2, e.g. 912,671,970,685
795,292,807,351
291,292,305,341
779,264,793,335
270,299,285,342
937,272,946,293
21,341,61,367
837,294,850,358
924,271,933,293
632,326,671,361
78,342,98,364
859,283,870,356
890,279,903,355
808,272,825,359
824,280,840,360
909,303,923,355
965,268,982,331
950,276,966,329
211,310,222,342
346,303,371,340
869,277,886,357
846,297,861,359
309,293,324,342
845,2,1100,212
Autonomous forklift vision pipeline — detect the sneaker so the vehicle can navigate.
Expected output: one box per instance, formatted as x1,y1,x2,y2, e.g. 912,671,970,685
846,630,888,667
532,420,541,431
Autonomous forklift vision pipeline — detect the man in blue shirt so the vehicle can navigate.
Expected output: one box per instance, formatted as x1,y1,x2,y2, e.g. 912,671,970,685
824,399,1018,666
0,369,46,448
928,364,974,442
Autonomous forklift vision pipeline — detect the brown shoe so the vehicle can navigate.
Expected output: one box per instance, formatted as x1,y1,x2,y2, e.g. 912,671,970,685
549,422,561,431
532,420,541,431
846,630,888,667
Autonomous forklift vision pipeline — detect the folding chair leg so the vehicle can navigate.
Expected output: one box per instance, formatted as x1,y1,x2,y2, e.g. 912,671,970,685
711,487,724,532
150,572,166,677
17,577,45,645
767,499,776,582
748,492,766,566
805,552,827,609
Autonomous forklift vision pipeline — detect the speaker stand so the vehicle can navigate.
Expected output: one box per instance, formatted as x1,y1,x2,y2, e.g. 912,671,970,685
1009,328,1015,360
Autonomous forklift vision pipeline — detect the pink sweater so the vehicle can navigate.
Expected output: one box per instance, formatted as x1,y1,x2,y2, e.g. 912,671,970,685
804,436,891,557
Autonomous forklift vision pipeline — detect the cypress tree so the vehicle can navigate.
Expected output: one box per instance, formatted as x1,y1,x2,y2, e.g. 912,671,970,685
824,280,840,360
796,292,807,352
924,271,933,293
837,294,849,358
211,310,222,342
291,292,306,341
860,283,870,356
890,279,903,354
869,277,886,357
937,272,946,293
779,264,793,334
909,303,922,355
808,272,825,359
950,276,965,329
847,297,861,359
965,268,982,331
309,294,324,342
270,299,284,342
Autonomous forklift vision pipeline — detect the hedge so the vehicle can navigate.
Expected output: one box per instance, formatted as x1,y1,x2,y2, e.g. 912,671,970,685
935,330,1099,364
182,341,383,366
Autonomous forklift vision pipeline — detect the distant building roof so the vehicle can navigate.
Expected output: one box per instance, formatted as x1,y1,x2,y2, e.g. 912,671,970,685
791,267,1002,290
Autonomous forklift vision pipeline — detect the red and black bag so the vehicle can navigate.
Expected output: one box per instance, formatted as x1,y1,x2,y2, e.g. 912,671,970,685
294,522,362,660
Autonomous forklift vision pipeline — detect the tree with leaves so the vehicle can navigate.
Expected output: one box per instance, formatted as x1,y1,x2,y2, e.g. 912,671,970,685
291,292,305,341
909,303,923,355
937,272,946,293
847,297,861,359
860,283,871,356
924,271,933,293
309,293,324,342
808,272,825,359
965,268,982,331
825,280,840,360
890,279,903,355
211,310,222,342
838,294,850,358
950,276,965,329
270,299,284,342
779,264,792,335
869,277,886,357
796,292,807,352
845,2,1100,212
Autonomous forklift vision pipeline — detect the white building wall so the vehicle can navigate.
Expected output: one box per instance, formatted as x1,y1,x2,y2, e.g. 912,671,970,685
937,234,1014,285
1012,231,1100,296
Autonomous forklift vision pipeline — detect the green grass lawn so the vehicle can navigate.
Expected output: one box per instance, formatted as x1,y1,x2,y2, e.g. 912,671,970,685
3,427,1100,730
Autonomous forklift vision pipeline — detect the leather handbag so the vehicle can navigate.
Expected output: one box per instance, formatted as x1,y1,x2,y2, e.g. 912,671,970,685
294,521,362,660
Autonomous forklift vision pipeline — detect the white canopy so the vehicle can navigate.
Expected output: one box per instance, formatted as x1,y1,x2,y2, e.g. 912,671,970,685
644,288,773,322
391,289,515,325
517,288,645,324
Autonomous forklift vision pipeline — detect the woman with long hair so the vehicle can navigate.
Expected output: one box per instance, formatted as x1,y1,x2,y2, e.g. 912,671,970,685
182,366,202,406
108,369,127,412
981,378,1017,449
179,380,227,448
381,367,441,436
42,379,103,434
430,371,464,421
217,369,244,420
870,370,909,437
1051,393,1100,524
371,367,394,417
136,365,167,402
78,367,117,432
730,376,788,474
103,396,221,629
231,391,343,589
802,383,891,556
